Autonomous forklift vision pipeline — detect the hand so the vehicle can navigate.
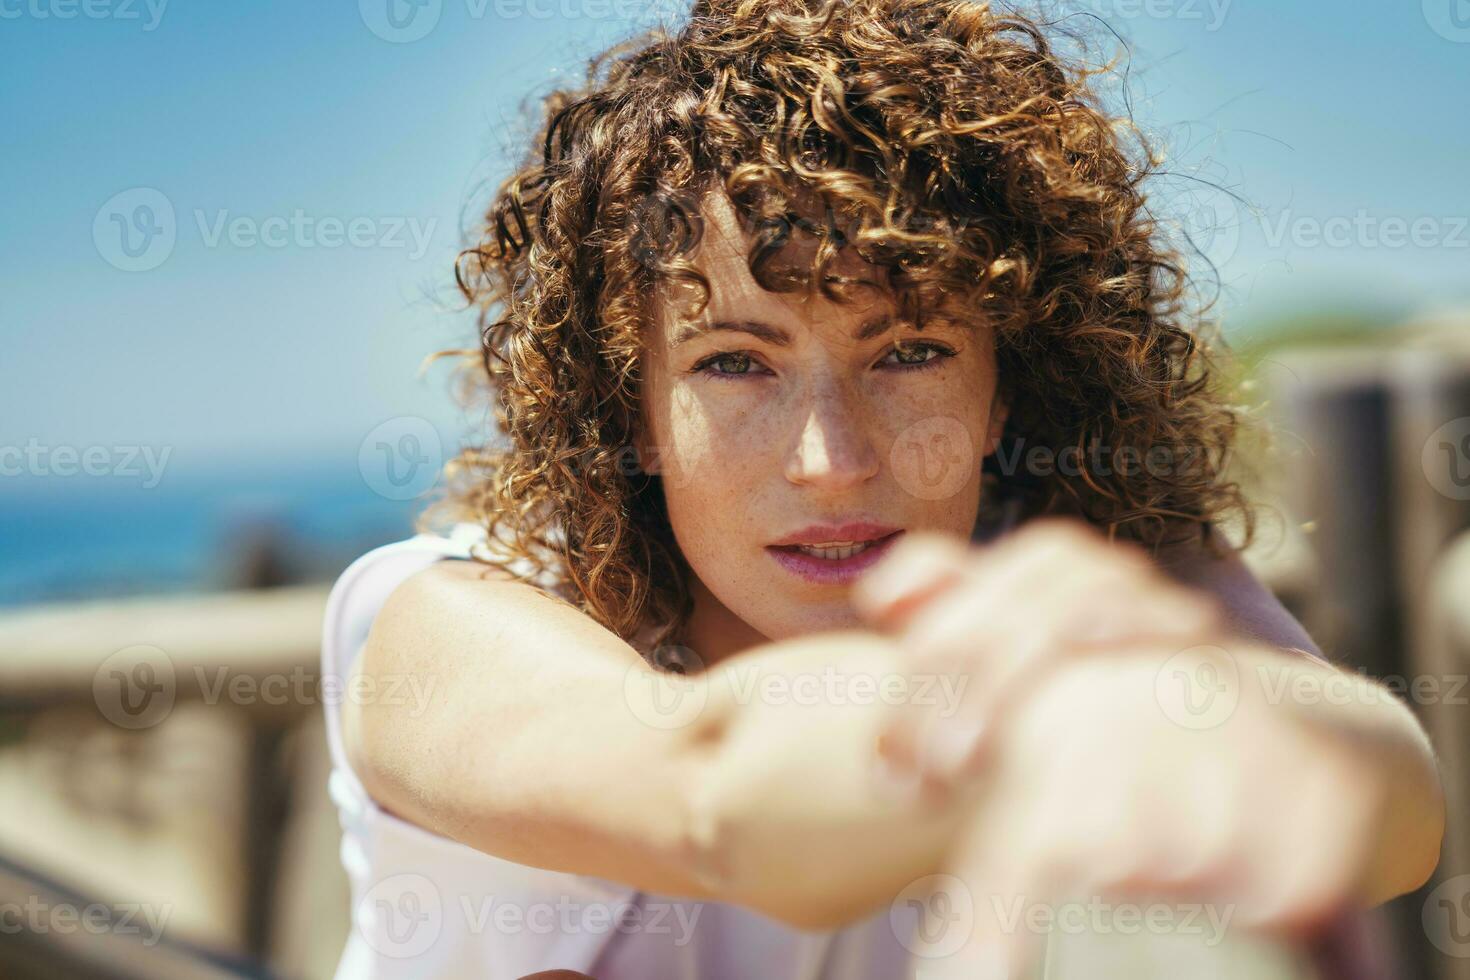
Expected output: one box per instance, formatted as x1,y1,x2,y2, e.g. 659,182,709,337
904,645,1387,980
852,518,1225,798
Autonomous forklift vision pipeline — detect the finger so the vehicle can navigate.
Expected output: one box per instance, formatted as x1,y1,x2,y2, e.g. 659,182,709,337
872,722,965,807
905,584,1221,786
897,527,1201,669
852,530,971,633
877,522,1223,791
872,650,977,793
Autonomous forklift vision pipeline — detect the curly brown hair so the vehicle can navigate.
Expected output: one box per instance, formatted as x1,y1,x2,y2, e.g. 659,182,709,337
424,0,1257,659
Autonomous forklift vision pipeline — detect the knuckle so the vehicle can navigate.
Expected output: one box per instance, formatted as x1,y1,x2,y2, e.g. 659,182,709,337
1171,816,1241,890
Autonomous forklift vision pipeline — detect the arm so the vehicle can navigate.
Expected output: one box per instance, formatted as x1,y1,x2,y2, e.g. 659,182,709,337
342,559,974,929
685,589,1445,945
1231,642,1446,908
851,520,1444,926
1154,526,1444,902
343,558,715,899
914,639,1442,980
346,529,1445,939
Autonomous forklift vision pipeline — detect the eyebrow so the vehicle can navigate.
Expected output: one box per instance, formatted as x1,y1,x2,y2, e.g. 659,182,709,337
670,312,904,349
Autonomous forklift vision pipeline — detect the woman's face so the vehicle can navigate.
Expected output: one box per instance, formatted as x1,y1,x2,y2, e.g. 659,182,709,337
636,190,1007,655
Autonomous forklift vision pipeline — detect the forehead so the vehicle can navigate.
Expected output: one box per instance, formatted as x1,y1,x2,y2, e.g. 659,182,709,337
651,188,897,336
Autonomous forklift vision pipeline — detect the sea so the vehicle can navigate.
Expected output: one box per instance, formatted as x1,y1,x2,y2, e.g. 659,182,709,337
0,459,429,609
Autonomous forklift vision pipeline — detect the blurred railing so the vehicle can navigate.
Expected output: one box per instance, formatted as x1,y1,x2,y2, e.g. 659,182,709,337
0,583,338,977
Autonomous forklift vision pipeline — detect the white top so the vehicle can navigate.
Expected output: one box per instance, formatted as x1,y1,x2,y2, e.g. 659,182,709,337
320,522,920,979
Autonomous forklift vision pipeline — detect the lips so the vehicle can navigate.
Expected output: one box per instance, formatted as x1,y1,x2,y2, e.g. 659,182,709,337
765,526,905,586
767,521,903,548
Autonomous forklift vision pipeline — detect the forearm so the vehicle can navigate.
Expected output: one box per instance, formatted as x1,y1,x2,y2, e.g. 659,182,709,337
1235,644,1446,903
685,629,982,930
683,631,1446,932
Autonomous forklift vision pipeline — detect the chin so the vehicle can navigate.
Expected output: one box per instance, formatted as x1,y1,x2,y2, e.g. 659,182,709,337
768,603,862,640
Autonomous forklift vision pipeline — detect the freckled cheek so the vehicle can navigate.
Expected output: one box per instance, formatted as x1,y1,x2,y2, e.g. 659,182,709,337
695,413,779,474
874,375,989,443
657,398,782,494
874,372,994,512
656,404,779,562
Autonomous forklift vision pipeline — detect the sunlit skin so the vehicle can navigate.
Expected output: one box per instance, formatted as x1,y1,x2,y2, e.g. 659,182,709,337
635,188,1008,668
627,189,1443,977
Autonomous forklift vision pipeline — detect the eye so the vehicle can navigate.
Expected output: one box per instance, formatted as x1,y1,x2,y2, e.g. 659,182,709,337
689,342,955,381
880,340,956,372
691,351,771,381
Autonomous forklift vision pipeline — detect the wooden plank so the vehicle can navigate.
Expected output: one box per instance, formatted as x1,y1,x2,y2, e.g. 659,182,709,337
0,585,328,714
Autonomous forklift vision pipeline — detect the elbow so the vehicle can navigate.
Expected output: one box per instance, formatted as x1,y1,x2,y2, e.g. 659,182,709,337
1363,728,1448,905
767,898,879,933
1367,807,1444,907
1393,711,1449,897
1400,769,1447,897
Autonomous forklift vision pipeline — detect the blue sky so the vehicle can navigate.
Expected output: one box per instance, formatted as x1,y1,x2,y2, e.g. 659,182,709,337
3,0,1467,475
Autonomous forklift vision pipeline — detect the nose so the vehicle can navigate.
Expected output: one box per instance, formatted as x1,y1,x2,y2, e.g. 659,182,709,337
784,376,881,491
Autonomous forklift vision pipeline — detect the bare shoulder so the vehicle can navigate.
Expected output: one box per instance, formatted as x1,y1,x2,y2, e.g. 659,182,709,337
378,557,578,635
394,555,541,598
365,555,641,680
341,550,702,889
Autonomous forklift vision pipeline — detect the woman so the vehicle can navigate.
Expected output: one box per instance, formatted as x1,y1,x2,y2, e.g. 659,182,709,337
321,0,1445,976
